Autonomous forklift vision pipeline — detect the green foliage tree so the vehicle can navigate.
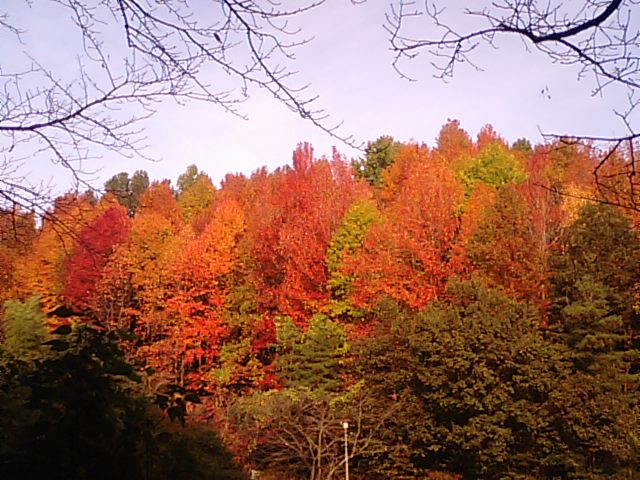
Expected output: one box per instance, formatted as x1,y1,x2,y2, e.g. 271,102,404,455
552,203,640,324
130,170,151,211
276,315,347,393
457,143,527,195
352,136,402,186
1,296,47,357
354,280,639,479
0,320,146,479
177,172,216,225
229,386,391,480
104,170,150,215
177,164,201,195
325,200,380,319
512,138,533,155
0,311,245,480
551,203,640,387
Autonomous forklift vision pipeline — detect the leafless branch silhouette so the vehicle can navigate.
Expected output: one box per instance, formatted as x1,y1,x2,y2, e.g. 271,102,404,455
1,0,358,215
385,0,640,208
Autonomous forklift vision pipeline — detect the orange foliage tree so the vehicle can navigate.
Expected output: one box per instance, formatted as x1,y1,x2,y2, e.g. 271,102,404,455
137,180,182,227
463,186,547,305
0,209,36,307
161,199,245,390
246,144,367,324
345,145,463,310
12,193,96,314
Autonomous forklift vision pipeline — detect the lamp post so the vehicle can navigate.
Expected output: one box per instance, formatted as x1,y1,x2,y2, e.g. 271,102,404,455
342,421,349,480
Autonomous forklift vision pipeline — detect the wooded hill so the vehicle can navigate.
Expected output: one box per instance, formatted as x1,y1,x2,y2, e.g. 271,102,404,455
1,121,639,479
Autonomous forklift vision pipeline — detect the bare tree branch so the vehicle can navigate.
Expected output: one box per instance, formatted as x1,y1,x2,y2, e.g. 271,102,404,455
384,0,640,208
1,0,360,215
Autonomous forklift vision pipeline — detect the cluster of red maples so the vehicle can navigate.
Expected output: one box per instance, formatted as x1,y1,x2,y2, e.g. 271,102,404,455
1,121,627,402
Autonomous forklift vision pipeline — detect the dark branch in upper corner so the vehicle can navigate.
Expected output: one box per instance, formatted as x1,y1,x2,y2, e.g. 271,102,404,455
498,0,623,44
385,0,640,210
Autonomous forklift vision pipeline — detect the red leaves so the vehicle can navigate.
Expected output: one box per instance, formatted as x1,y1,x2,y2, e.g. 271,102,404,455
63,205,130,311
247,146,367,324
8,127,614,404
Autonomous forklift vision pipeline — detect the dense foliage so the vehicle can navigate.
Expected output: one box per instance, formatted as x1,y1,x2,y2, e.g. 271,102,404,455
2,123,639,478
0,298,245,480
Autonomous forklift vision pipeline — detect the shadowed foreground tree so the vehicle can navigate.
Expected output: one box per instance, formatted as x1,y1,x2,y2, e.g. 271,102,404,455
0,297,246,480
353,280,639,479
385,0,640,208
229,388,393,480
551,203,640,389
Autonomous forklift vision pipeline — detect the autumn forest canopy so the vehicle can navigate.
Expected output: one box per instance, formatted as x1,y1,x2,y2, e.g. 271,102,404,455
1,121,640,479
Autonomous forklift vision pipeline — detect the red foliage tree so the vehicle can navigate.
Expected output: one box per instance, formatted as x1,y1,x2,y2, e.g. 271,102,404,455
246,144,368,324
63,204,130,311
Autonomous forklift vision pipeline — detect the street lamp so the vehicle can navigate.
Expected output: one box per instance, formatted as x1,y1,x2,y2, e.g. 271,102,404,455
343,421,349,480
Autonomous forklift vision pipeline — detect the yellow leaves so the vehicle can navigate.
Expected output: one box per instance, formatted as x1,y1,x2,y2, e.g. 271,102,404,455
123,212,185,323
177,174,216,225
12,193,96,313
561,184,596,227
13,233,65,314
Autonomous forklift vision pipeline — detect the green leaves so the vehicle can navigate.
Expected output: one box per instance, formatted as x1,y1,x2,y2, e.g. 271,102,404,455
456,143,527,195
276,315,347,393
325,200,380,319
352,135,402,186
354,280,638,478
2,295,48,357
551,203,640,384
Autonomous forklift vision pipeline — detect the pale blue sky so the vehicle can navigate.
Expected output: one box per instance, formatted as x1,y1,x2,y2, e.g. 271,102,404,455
1,1,631,192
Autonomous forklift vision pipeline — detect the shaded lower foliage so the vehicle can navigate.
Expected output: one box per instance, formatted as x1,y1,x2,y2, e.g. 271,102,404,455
353,281,639,479
0,300,245,480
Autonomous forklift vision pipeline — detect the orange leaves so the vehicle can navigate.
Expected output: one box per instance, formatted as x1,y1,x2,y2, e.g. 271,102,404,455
170,199,244,313
6,128,617,402
138,180,182,227
346,145,463,310
13,193,96,314
0,209,35,306
459,185,549,309
163,199,245,388
436,119,474,163
247,145,367,323
292,141,314,173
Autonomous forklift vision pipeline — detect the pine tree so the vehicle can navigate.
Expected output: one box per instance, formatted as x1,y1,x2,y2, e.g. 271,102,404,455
2,295,47,357
551,203,640,387
276,315,347,393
